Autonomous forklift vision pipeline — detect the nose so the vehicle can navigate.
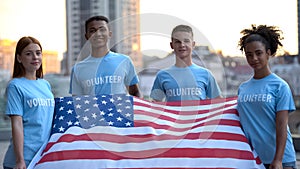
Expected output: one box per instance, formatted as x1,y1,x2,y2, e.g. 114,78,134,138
252,54,258,60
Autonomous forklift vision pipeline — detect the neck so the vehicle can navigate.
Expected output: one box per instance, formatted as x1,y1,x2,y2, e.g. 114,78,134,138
24,72,37,80
91,47,110,58
175,56,192,67
253,67,271,79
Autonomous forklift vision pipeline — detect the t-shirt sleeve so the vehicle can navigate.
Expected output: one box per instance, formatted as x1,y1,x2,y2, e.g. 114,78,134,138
69,66,83,95
5,83,24,116
276,83,295,113
206,71,221,98
150,72,166,101
124,58,139,86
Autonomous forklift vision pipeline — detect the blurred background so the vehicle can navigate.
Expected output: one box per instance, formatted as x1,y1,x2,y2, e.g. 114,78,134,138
0,1,299,167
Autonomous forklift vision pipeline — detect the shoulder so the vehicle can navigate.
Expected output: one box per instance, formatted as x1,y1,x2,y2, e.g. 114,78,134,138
7,78,23,87
38,78,51,86
109,51,131,61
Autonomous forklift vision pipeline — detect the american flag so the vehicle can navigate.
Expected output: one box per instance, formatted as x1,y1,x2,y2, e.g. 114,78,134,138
28,94,265,169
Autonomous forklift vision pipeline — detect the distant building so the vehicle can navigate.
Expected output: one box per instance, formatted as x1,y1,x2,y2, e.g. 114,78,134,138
0,39,15,73
0,39,61,75
271,56,300,107
65,0,142,75
43,50,61,74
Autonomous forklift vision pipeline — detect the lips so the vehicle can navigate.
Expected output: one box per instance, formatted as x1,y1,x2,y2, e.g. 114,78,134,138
31,62,40,65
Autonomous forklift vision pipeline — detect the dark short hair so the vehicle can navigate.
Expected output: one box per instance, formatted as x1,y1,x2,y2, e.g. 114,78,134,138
85,15,110,33
13,36,43,78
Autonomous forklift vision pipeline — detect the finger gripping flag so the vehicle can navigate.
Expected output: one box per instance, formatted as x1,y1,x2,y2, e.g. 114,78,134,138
28,94,265,169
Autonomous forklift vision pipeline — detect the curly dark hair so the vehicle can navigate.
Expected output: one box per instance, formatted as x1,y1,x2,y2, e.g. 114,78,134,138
238,24,284,56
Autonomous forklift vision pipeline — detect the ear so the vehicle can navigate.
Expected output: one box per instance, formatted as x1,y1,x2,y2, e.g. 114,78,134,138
266,49,271,59
170,42,174,49
108,31,112,38
17,54,21,63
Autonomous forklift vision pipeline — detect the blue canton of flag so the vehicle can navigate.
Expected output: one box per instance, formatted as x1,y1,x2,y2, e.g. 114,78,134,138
51,94,134,134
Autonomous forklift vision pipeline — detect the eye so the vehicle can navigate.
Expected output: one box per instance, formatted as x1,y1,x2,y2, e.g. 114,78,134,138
184,39,191,43
89,29,97,34
36,51,42,56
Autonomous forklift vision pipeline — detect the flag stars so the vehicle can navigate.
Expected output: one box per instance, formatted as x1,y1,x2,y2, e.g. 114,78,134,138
92,113,97,119
74,121,80,125
67,121,73,126
125,122,132,126
83,116,89,122
93,103,99,107
117,109,122,113
58,126,65,132
59,106,64,111
59,116,64,121
116,117,123,121
102,100,107,105
76,104,81,109
108,121,114,125
67,109,73,114
84,108,90,112
84,100,90,104
67,100,72,105
110,98,115,103
108,113,114,117
117,96,122,100
125,113,131,117
100,111,105,115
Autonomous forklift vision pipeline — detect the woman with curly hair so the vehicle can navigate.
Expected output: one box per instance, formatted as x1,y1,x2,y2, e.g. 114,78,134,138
237,25,297,169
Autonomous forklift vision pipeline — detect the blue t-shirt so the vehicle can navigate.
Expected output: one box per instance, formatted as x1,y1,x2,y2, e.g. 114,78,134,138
69,51,139,95
4,77,55,168
237,73,296,164
150,64,221,101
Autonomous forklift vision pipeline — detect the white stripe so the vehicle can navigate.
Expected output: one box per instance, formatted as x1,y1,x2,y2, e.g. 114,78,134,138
46,124,245,144
134,113,240,129
134,104,237,121
33,157,264,169
134,97,237,112
42,139,253,157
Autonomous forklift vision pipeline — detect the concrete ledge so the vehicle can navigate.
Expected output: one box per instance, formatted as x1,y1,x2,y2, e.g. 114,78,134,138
293,134,300,152
0,128,11,141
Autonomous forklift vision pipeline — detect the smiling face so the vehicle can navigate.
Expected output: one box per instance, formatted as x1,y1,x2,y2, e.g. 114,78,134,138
85,20,112,49
170,31,195,60
17,43,42,76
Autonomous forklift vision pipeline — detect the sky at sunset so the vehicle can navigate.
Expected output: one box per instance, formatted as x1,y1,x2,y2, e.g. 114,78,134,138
0,0,298,58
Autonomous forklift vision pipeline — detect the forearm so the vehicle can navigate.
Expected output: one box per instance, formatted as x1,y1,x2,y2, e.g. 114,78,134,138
273,110,288,163
11,115,25,164
128,84,143,98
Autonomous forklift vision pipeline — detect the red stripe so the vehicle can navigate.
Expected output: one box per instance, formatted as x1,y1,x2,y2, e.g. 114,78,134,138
38,148,255,164
135,109,238,126
42,130,247,153
134,97,238,106
134,102,237,116
135,119,241,132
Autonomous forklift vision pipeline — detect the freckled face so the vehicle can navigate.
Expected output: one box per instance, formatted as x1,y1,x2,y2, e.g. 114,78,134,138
17,43,42,74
